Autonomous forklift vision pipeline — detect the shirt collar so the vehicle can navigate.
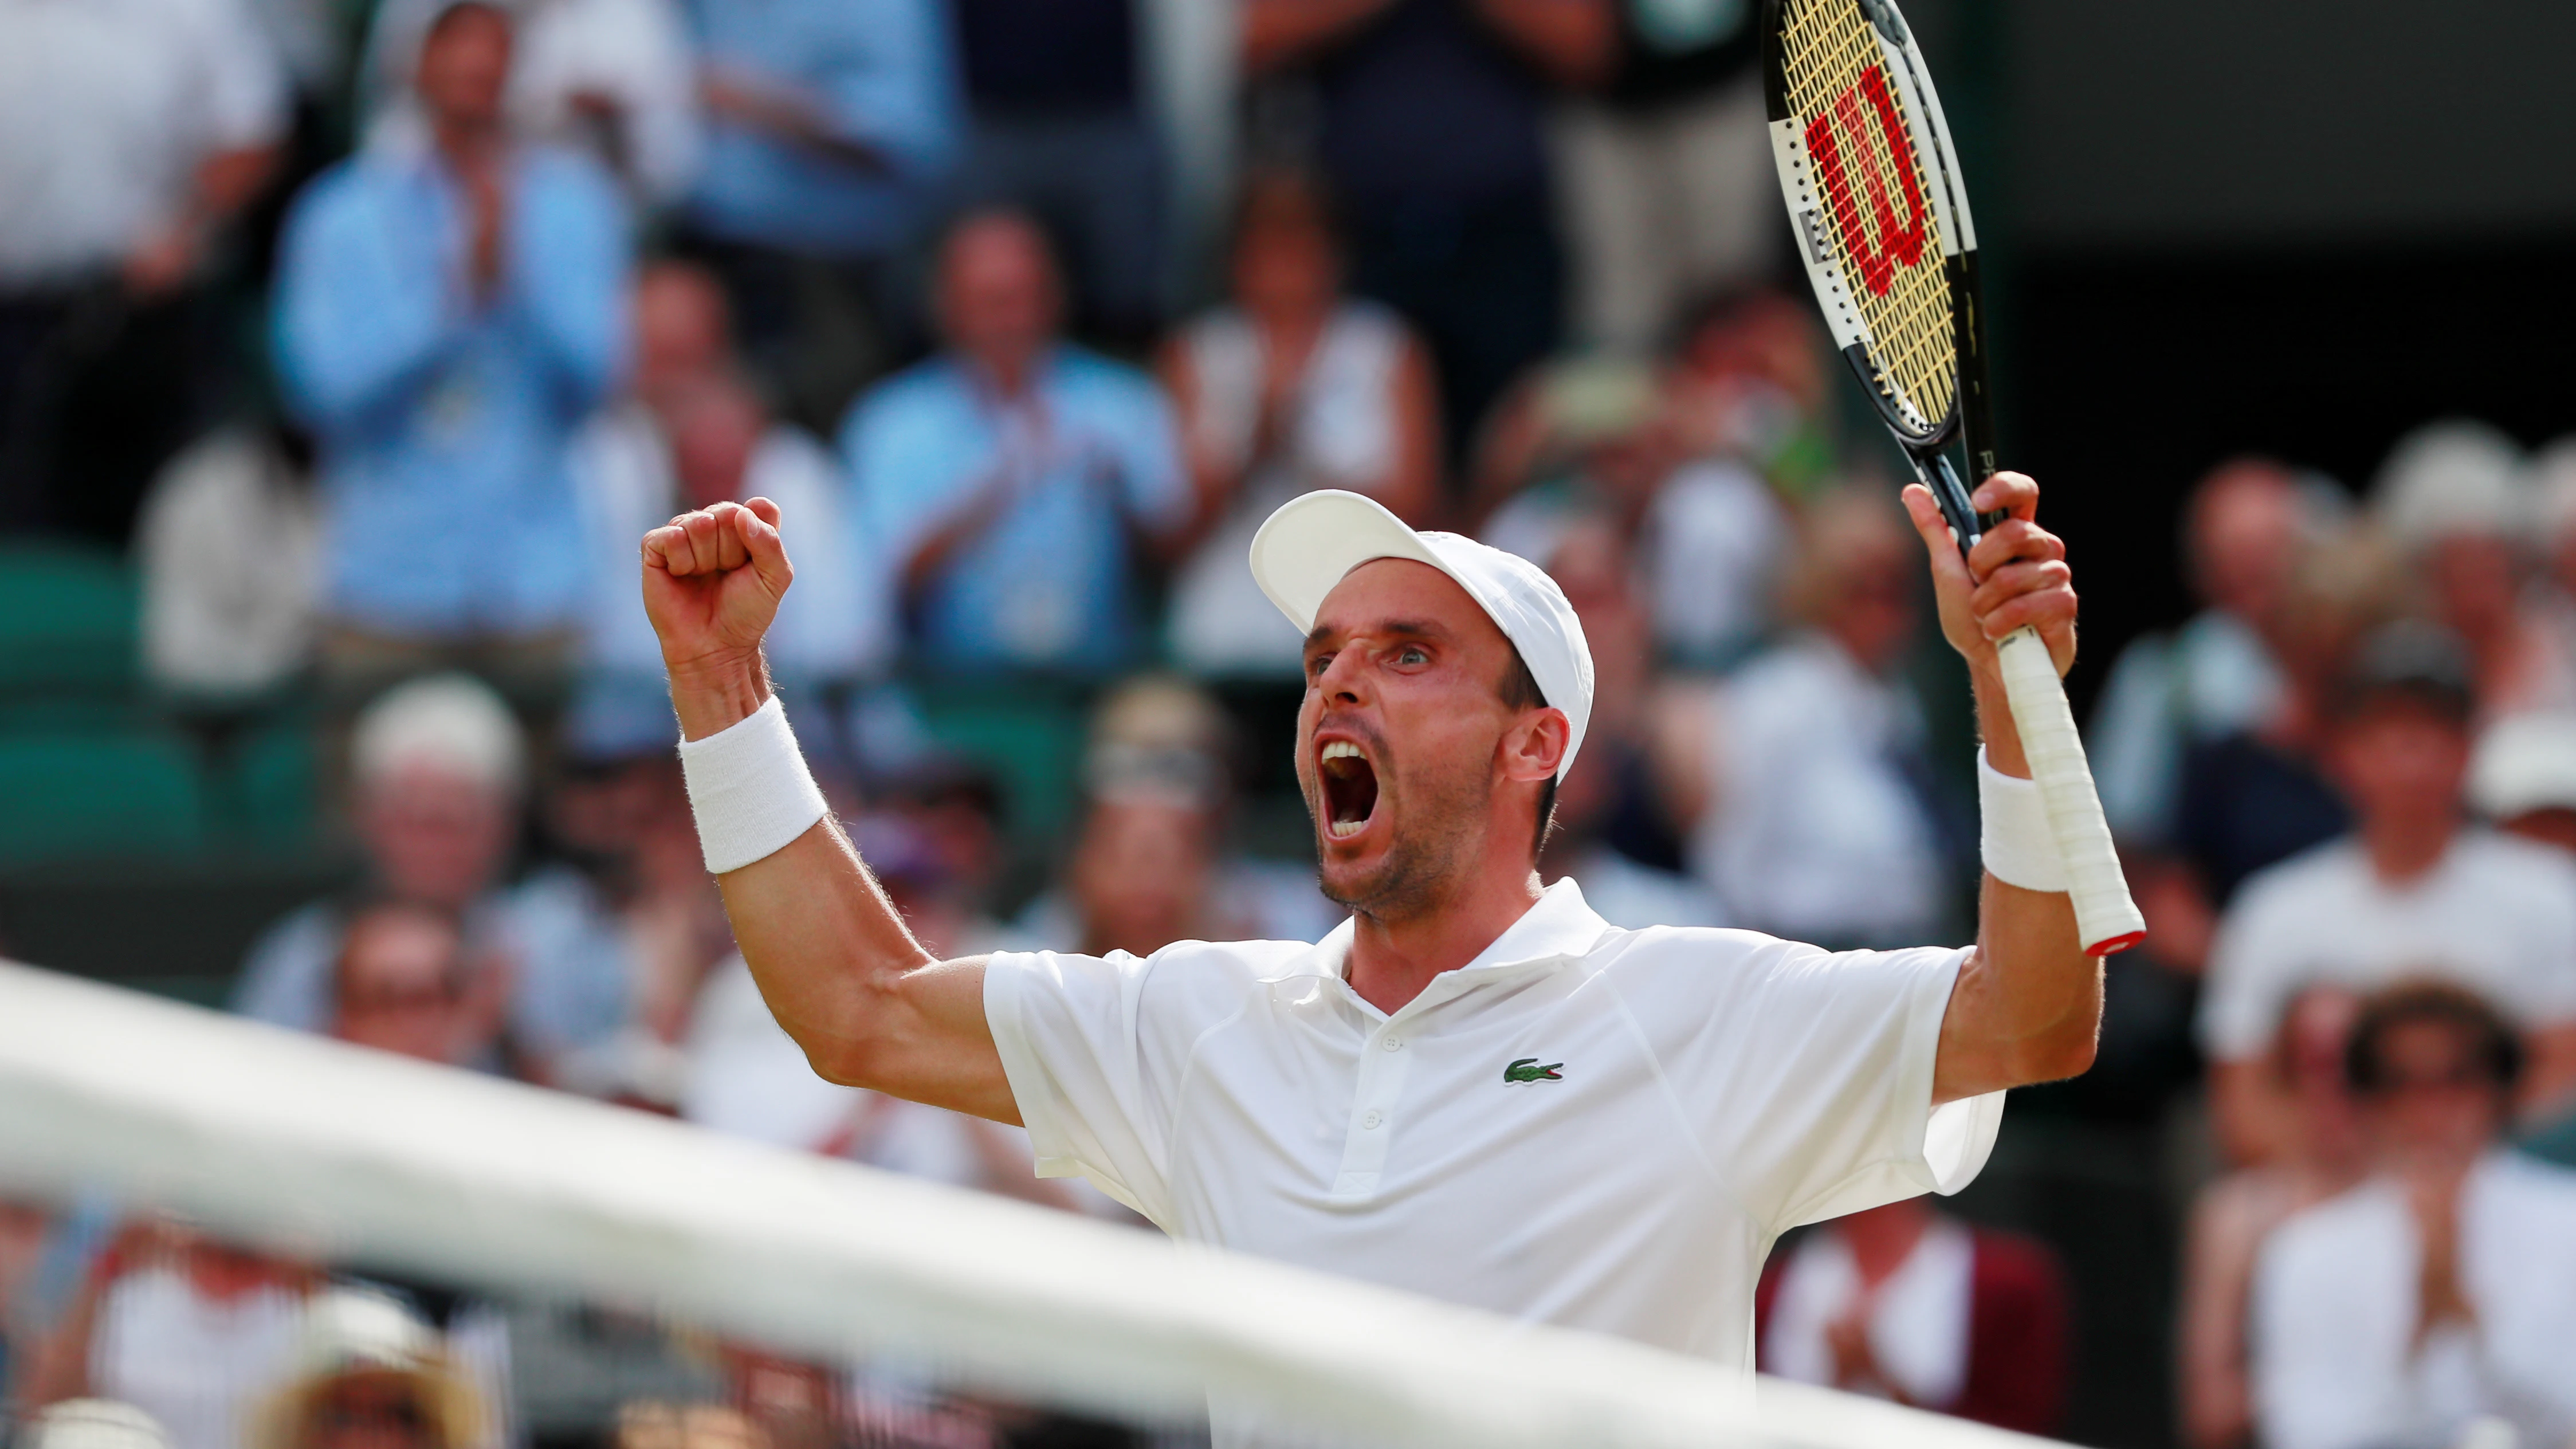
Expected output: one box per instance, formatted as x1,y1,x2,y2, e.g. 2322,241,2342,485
1266,878,1615,984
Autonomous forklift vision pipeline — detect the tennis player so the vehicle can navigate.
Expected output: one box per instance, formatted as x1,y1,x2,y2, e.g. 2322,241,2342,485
642,477,2094,1385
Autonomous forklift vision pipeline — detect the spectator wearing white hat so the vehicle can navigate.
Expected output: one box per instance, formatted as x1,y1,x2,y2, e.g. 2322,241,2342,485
2373,420,2574,724
2468,710,2576,855
231,674,629,1082
250,1290,489,1449
22,1400,175,1449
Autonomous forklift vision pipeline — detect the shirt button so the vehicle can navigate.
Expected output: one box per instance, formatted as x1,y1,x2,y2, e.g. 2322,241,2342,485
1383,1037,1403,1051
1362,1110,1384,1129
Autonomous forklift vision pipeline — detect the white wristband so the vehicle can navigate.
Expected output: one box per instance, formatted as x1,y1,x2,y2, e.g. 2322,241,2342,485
1979,746,2069,893
677,696,829,875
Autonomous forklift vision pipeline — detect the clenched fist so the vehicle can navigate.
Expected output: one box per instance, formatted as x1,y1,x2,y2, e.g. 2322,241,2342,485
1900,471,2079,680
642,498,792,688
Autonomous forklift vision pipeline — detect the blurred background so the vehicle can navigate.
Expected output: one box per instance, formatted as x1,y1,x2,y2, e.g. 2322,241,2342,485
5,1,2576,1447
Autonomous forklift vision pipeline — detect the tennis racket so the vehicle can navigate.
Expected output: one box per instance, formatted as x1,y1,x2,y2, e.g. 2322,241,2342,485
1759,0,2145,955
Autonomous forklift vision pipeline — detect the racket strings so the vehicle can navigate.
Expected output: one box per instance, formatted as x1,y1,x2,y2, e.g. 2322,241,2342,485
1777,0,1956,434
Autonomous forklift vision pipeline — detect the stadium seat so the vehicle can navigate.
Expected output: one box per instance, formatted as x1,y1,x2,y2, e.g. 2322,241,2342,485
0,544,140,700
909,680,1093,844
0,729,208,864
219,712,321,853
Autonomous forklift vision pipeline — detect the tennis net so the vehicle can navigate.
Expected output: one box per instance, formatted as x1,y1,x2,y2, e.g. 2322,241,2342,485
0,961,2056,1449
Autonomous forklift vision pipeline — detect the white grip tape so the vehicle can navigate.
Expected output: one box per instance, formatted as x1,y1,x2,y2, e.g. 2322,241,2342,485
1978,747,2066,893
677,695,828,875
1993,627,2146,955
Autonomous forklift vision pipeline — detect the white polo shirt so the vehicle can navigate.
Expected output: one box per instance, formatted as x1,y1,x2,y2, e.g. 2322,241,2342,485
2200,830,2576,1062
984,879,2001,1372
2252,1152,2576,1449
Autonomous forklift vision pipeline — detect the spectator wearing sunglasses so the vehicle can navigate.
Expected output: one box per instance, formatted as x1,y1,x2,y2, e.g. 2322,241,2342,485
2250,983,2576,1449
253,1290,487,1449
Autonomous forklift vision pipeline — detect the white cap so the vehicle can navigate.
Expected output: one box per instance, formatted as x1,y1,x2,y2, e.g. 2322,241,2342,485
2470,711,2576,820
253,1289,484,1449
1249,490,1595,781
2532,434,2576,543
26,1401,172,1449
352,673,527,796
2371,419,2530,550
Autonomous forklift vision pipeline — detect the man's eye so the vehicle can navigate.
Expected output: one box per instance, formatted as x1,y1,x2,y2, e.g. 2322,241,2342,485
1395,646,1428,665
1306,653,1334,678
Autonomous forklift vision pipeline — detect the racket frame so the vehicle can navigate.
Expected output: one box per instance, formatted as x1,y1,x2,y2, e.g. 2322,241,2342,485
1759,0,1990,551
1759,0,2146,956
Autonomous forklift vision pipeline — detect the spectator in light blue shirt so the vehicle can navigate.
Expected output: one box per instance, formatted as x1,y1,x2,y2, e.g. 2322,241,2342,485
844,209,1191,676
272,0,629,659
679,0,959,429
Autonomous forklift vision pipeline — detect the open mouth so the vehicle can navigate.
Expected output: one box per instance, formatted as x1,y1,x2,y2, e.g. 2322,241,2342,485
1318,741,1380,841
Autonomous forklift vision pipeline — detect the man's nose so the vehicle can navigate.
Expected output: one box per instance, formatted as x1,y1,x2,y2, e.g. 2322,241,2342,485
1314,646,1369,704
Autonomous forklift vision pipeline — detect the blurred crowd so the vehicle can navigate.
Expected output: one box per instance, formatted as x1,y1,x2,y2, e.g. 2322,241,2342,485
4,0,2576,1446
2100,430,2576,1449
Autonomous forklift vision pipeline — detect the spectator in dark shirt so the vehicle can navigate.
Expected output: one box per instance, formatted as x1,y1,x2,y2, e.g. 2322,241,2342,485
1556,0,1771,352
1529,509,1724,928
1244,0,1612,464
948,0,1169,346
2091,460,2340,851
0,0,288,542
2173,521,2400,907
2176,732,2350,911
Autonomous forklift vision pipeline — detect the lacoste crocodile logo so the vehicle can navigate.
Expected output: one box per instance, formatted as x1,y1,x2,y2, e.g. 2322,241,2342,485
1503,1057,1564,1084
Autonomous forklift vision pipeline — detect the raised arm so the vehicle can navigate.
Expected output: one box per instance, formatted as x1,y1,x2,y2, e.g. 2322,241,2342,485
642,500,1015,1122
1904,473,2103,1104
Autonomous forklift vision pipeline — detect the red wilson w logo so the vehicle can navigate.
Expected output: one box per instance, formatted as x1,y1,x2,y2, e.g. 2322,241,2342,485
1803,64,1928,298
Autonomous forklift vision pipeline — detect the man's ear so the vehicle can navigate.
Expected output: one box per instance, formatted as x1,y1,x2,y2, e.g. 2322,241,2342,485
1501,708,1570,785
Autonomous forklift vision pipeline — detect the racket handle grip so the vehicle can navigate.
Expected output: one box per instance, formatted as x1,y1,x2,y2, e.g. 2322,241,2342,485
1993,627,2146,956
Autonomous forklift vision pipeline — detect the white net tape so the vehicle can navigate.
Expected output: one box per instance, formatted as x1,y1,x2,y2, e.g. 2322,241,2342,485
0,962,2058,1449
